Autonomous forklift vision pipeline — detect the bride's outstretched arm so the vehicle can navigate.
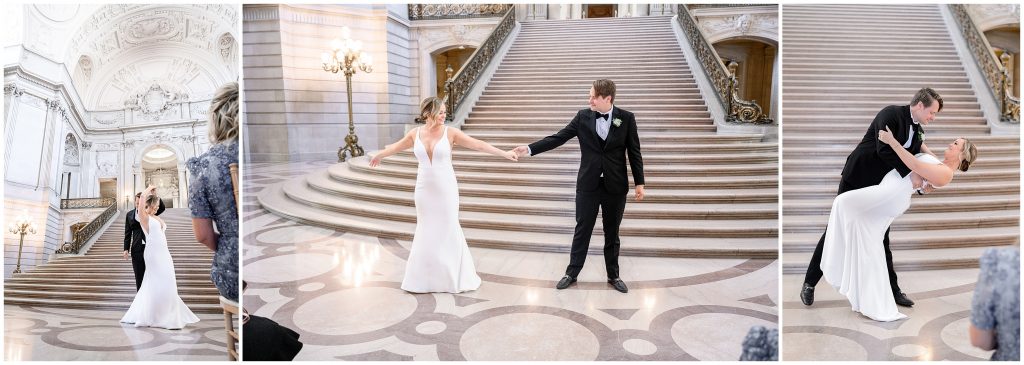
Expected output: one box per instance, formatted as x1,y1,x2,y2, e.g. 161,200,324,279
879,127,953,186
450,128,518,161
370,129,417,167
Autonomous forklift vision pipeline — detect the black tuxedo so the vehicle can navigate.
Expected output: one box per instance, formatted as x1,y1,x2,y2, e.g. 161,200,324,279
124,200,166,290
529,107,644,279
805,105,923,293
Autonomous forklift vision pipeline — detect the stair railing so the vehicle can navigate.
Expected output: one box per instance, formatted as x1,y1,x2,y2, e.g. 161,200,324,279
55,198,117,254
676,4,773,124
948,4,1019,123
441,5,516,122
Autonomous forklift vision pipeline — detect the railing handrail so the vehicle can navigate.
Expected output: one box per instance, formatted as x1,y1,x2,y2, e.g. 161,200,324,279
442,5,517,122
948,4,1019,123
676,4,773,125
409,4,513,21
56,199,117,254
60,197,116,209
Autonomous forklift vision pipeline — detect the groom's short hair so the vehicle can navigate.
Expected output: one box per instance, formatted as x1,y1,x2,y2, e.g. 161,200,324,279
593,79,616,102
910,87,943,112
135,192,142,198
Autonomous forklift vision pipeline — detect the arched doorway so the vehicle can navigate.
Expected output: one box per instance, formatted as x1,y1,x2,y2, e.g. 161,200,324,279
140,145,182,208
433,46,477,98
713,38,778,117
984,26,1020,98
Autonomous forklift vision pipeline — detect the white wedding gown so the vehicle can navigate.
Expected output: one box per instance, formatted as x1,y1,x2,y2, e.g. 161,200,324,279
121,216,200,329
401,126,482,293
822,154,942,321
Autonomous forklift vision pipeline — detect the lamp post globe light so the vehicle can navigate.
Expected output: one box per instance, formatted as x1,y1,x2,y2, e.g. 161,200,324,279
8,210,38,274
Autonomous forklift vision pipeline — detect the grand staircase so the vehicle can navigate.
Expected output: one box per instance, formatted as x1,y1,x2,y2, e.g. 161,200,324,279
781,4,1020,274
258,16,778,259
4,208,222,313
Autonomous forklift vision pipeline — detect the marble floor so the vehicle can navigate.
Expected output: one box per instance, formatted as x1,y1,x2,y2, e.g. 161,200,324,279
243,161,779,361
781,271,995,361
3,305,228,361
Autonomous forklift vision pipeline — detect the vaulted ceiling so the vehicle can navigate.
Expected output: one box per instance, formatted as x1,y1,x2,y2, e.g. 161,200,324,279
23,4,238,111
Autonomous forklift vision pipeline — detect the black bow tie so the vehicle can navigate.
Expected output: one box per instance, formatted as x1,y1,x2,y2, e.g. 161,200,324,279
596,112,609,120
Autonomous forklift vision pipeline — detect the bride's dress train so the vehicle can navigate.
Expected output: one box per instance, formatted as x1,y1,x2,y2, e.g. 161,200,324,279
401,126,481,293
121,217,200,329
821,154,942,321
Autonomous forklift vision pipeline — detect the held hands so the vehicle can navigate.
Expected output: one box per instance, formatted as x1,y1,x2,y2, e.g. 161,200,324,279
910,172,924,190
512,146,530,158
634,185,645,201
503,150,519,162
878,126,897,146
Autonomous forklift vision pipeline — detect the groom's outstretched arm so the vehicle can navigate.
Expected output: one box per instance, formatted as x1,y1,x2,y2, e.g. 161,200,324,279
155,199,166,216
527,111,581,156
872,107,912,177
625,113,644,186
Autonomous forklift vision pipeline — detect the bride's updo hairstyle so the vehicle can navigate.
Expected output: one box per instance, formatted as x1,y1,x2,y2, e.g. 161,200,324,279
958,138,978,172
416,97,444,124
145,193,160,210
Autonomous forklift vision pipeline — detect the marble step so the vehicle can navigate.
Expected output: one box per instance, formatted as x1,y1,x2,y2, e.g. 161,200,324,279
3,282,219,295
781,169,1020,185
783,156,1017,170
391,148,773,163
380,151,775,170
783,195,1019,215
286,177,776,237
781,245,1018,274
783,145,1019,158
478,142,778,154
783,183,1019,199
331,160,778,203
457,133,765,144
783,209,1020,233
258,183,778,258
464,123,715,133
2,297,221,314
297,169,778,219
783,135,1018,147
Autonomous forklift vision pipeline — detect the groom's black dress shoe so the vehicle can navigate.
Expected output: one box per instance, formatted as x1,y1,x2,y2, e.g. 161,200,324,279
609,278,628,293
894,292,915,307
800,282,815,306
556,275,577,290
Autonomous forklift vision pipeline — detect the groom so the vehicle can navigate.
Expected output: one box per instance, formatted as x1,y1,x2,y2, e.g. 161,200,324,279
123,191,165,290
800,87,943,307
513,79,644,293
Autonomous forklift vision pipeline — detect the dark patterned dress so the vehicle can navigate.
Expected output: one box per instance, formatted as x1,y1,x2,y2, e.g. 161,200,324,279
971,247,1020,361
187,139,239,301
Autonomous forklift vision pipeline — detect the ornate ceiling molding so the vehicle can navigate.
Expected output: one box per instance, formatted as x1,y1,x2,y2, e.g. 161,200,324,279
693,7,778,44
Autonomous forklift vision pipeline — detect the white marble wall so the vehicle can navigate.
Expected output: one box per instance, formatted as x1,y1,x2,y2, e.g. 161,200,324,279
243,4,417,162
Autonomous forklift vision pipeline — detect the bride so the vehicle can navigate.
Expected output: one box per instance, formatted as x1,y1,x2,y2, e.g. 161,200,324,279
121,186,200,329
821,127,977,321
370,97,518,293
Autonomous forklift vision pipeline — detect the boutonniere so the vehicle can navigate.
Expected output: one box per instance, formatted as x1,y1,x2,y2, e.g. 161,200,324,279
612,118,622,127
917,130,924,141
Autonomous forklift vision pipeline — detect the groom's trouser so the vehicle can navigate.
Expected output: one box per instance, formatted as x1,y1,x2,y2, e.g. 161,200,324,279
803,179,901,293
131,243,146,291
566,178,627,279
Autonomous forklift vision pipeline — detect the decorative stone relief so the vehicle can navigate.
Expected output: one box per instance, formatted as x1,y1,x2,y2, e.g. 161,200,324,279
81,142,92,150
96,152,118,178
967,4,1021,32
218,32,236,64
124,83,188,122
698,13,778,43
4,84,25,97
91,111,125,126
77,56,94,86
64,134,81,166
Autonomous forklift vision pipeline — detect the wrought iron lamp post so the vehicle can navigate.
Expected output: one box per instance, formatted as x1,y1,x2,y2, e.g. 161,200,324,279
8,211,38,274
322,26,374,162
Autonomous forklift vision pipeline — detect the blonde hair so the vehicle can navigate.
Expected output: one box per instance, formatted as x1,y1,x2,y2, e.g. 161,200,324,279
145,193,160,209
416,97,444,124
958,138,978,172
208,82,239,143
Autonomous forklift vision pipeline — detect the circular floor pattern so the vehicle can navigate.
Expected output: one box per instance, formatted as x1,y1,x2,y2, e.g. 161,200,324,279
292,287,418,336
623,338,658,356
940,316,992,360
416,321,447,335
57,326,154,348
781,332,869,361
244,253,337,283
256,226,337,245
459,312,601,361
671,312,776,360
